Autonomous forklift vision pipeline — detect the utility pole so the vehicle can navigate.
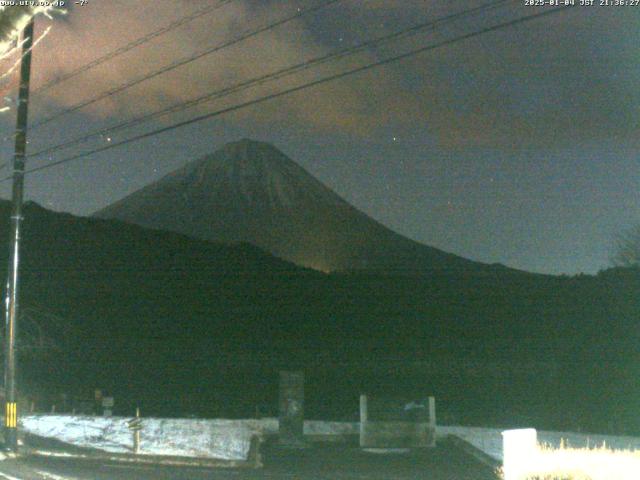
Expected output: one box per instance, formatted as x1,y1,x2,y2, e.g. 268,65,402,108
4,18,35,452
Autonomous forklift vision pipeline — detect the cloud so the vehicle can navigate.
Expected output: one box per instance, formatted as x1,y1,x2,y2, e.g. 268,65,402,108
25,0,393,135
14,0,640,151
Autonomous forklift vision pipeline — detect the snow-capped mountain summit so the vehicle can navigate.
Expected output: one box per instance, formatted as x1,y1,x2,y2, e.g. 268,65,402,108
95,139,503,274
174,138,348,210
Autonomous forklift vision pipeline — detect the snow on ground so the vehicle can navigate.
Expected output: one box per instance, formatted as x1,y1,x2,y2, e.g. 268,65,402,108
20,416,359,460
437,426,504,460
21,415,640,463
21,415,279,460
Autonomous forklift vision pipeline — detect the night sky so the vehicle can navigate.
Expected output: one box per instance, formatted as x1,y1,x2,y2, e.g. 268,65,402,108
0,0,636,275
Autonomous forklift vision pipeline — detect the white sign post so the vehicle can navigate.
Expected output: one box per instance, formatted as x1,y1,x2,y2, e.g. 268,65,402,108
102,396,114,417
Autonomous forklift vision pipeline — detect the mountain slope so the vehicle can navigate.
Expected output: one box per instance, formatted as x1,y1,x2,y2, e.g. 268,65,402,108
95,139,507,274
0,201,637,432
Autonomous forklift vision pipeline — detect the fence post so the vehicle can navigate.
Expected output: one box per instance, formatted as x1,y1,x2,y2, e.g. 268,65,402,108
359,394,367,448
127,407,142,454
427,396,436,447
133,407,140,454
502,428,537,480
428,396,436,427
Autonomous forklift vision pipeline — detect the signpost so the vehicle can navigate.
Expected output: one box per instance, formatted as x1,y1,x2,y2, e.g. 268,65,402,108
126,407,142,453
101,396,114,417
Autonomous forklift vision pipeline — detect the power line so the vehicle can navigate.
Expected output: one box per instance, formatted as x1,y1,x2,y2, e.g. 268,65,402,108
18,5,571,178
6,5,572,181
32,0,235,95
29,0,343,130
27,0,515,160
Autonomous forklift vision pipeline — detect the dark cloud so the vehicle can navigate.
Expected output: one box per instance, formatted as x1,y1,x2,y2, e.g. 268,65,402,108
26,1,637,150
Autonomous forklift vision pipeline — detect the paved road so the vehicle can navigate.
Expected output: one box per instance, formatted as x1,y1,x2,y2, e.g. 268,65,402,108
0,441,500,479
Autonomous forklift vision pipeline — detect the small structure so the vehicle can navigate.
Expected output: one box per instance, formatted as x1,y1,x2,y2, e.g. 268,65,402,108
359,394,436,448
278,371,305,447
102,396,114,417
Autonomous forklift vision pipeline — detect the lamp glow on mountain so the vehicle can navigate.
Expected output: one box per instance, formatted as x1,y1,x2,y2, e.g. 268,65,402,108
96,139,510,275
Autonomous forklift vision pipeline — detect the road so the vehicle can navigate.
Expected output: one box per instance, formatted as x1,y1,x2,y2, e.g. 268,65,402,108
0,441,500,479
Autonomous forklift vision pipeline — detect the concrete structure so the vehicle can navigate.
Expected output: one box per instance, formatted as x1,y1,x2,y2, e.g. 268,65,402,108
278,371,305,447
359,395,436,448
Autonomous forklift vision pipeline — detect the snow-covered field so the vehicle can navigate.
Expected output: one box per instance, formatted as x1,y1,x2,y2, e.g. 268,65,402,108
20,415,640,463
20,416,360,461
21,415,279,460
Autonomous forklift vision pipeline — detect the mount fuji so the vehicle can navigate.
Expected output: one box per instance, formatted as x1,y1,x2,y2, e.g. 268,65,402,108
95,139,510,275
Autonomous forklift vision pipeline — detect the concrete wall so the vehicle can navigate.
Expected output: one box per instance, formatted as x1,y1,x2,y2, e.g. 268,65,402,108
360,421,434,448
359,394,436,448
20,415,360,460
303,420,358,443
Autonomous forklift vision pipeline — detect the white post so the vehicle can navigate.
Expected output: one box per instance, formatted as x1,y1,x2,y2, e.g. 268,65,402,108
359,394,367,448
428,396,436,427
133,407,141,454
502,428,537,480
427,396,437,447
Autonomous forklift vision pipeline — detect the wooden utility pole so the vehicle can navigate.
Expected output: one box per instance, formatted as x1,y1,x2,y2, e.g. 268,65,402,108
4,17,35,452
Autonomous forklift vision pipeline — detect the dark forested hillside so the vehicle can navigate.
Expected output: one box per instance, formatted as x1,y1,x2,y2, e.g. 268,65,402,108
1,201,638,433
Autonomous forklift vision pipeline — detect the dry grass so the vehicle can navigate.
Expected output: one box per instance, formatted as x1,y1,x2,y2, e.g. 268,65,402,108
498,440,640,480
